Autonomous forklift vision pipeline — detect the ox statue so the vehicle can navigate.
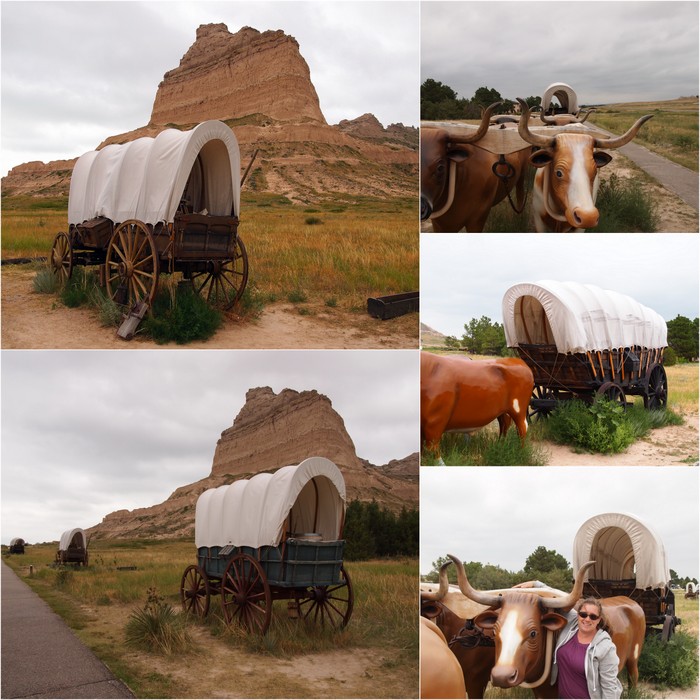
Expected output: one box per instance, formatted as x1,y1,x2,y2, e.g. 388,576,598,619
421,561,495,699
421,101,531,232
420,617,468,699
449,553,646,695
539,109,596,126
517,97,653,232
421,352,534,465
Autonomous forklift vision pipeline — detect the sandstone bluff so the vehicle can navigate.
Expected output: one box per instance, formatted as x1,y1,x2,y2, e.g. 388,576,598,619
3,22,416,202
88,387,418,540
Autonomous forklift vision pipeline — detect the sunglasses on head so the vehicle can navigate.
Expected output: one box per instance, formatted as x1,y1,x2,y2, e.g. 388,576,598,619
578,611,600,621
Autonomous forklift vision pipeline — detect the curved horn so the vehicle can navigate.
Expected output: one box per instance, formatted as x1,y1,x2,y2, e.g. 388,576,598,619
517,98,554,148
579,108,596,123
421,560,452,601
450,101,503,144
448,553,503,608
594,114,653,149
541,561,596,609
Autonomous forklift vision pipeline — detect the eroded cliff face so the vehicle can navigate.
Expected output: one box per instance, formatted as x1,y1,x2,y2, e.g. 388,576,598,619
150,23,326,126
87,387,418,540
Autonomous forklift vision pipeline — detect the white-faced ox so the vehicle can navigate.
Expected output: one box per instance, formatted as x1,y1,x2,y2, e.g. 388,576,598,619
516,97,653,232
421,101,531,232
449,554,646,695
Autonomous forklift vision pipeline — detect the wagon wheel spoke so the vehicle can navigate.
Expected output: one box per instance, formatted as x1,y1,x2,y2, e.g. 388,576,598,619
597,382,626,409
297,566,353,629
644,364,668,410
49,232,74,284
105,219,159,307
190,237,249,310
180,565,210,617
221,554,272,634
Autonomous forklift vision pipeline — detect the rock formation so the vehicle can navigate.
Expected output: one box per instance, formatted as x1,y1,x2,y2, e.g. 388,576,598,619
88,387,418,540
2,22,417,202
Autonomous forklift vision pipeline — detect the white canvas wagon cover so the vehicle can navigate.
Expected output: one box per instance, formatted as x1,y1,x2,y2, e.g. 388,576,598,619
573,512,670,590
9,538,25,546
502,280,667,354
59,528,87,551
195,457,346,549
542,82,579,114
68,120,241,226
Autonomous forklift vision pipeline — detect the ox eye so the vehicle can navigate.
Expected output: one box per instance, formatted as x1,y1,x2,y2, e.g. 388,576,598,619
555,169,564,179
529,630,537,638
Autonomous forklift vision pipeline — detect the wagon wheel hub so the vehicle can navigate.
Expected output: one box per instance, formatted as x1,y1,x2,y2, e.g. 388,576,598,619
207,260,223,275
118,261,134,278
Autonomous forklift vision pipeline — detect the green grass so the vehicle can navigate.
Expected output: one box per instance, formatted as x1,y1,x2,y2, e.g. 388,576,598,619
594,173,659,232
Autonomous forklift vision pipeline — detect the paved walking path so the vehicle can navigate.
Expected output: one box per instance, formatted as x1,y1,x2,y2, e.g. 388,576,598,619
617,140,699,211
1,561,134,699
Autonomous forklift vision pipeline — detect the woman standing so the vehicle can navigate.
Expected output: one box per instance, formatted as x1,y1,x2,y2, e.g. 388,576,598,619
551,597,623,699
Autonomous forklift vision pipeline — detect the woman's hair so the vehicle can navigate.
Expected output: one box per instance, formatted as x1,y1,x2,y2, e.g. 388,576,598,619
575,597,610,633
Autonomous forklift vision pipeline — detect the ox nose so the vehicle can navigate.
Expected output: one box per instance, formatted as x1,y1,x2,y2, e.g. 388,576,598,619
571,207,599,229
491,666,519,688
420,196,432,221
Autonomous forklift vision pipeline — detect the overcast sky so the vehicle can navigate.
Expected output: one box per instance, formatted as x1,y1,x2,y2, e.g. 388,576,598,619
421,234,699,338
0,0,419,176
1,349,419,545
422,1,699,106
421,467,699,578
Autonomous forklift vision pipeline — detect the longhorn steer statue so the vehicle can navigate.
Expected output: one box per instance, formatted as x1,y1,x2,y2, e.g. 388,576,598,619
420,617,468,699
420,351,534,464
450,553,646,694
517,97,653,232
421,101,532,232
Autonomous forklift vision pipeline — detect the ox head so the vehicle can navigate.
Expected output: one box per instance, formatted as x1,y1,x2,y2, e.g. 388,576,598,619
420,101,502,221
517,97,653,229
448,553,595,689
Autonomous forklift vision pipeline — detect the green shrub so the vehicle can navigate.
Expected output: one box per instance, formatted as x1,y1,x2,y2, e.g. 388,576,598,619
143,286,221,344
595,173,659,232
125,587,193,655
54,567,74,589
60,270,94,307
424,430,548,466
663,347,678,367
325,297,338,308
33,267,60,294
638,631,699,688
287,289,308,303
88,286,123,327
304,216,322,225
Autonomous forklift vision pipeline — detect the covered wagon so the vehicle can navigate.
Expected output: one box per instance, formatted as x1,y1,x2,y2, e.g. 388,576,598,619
9,538,26,554
50,120,248,309
503,280,668,419
180,456,353,634
573,512,681,640
56,528,88,566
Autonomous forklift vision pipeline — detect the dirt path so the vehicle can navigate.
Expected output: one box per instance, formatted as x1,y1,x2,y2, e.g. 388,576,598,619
1,265,418,349
542,413,699,466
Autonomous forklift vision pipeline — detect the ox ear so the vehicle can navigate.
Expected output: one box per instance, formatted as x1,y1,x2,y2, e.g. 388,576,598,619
593,151,613,168
447,146,470,163
474,610,500,630
540,612,568,632
529,149,553,168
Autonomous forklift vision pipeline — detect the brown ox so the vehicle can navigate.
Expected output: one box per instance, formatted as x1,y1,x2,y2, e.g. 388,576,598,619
516,97,653,232
421,101,531,232
420,352,534,464
420,617,468,699
450,554,646,694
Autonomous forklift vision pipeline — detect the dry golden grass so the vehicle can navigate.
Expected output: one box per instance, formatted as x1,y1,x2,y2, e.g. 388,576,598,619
667,362,699,415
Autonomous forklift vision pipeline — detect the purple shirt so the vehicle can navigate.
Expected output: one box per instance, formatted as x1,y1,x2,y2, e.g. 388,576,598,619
558,634,590,699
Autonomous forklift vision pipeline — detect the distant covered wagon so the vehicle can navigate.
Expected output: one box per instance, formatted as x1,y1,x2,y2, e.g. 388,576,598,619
56,528,88,565
503,280,668,419
9,538,26,554
49,120,248,309
180,457,354,634
574,512,681,640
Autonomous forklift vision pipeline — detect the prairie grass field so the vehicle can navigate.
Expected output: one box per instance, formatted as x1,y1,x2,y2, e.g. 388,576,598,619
3,540,419,698
1,192,418,311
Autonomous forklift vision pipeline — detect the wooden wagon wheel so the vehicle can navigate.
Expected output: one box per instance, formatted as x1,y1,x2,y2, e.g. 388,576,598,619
643,364,668,410
105,220,159,307
180,565,211,617
190,237,249,310
527,385,558,421
296,565,354,629
49,231,73,284
597,382,627,409
661,613,676,641
221,553,272,633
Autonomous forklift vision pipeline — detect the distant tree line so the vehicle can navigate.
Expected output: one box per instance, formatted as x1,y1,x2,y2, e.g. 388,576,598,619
421,79,541,120
441,313,698,362
343,499,418,560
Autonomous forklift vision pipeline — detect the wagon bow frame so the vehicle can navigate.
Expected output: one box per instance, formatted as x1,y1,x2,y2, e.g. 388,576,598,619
50,120,250,311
